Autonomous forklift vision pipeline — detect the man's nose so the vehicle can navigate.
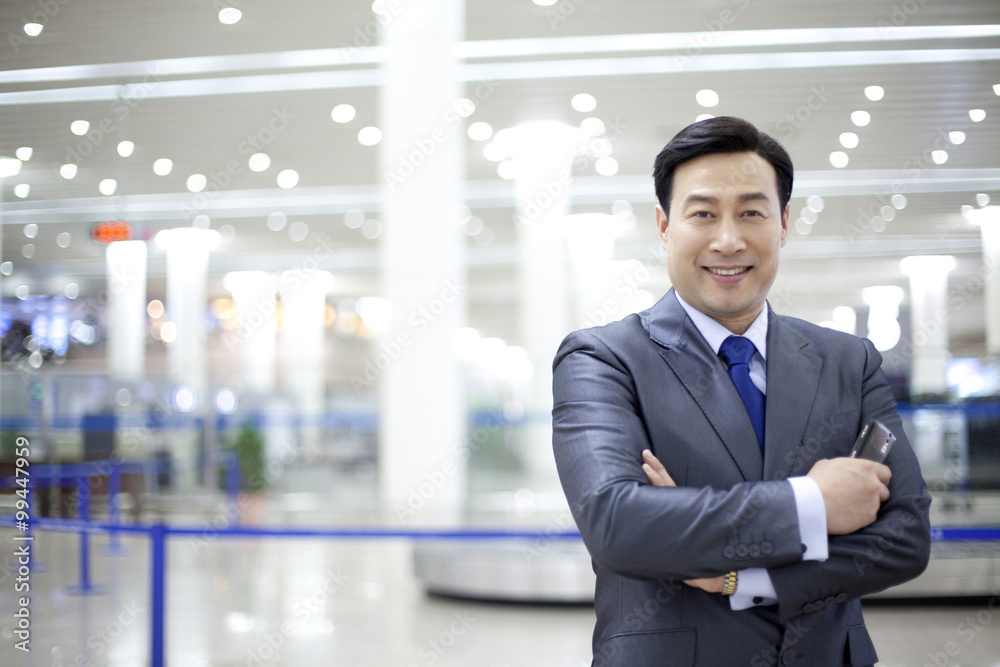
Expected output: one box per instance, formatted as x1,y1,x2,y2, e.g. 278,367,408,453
709,216,747,254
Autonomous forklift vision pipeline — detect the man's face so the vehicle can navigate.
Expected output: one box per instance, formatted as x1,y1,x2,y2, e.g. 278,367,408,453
656,151,789,334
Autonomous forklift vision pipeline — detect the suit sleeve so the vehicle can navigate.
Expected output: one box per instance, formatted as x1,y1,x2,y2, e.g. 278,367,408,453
553,328,807,580
767,339,932,623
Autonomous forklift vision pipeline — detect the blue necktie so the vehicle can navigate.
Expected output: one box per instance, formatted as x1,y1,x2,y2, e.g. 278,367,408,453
719,336,765,453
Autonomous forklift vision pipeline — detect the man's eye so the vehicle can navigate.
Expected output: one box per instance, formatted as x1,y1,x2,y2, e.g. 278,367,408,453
743,210,762,218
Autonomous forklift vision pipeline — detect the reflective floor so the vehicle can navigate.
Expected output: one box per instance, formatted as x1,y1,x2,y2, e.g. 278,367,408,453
2,478,1000,667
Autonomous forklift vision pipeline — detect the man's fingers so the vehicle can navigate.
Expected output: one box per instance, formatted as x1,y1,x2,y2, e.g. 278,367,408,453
642,449,676,487
878,482,891,503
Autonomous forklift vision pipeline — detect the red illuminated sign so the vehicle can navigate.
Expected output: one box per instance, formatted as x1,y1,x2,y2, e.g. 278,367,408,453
92,221,133,244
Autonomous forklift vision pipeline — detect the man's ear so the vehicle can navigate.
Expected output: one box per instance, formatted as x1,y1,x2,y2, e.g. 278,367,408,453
779,202,790,248
655,205,669,240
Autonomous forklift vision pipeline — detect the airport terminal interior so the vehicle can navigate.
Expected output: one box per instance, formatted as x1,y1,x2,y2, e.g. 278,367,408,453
1,0,1000,665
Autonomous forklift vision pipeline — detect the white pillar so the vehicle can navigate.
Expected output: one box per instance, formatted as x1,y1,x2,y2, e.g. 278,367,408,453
156,227,220,404
279,270,333,455
223,271,277,395
563,213,627,326
901,255,956,398
0,156,23,406
377,0,467,519
968,206,1000,355
505,122,584,484
105,240,148,382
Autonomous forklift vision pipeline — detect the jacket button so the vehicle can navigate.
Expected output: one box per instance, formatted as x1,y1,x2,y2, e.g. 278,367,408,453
761,541,774,555
781,649,796,665
836,593,848,603
736,544,749,558
825,596,837,606
749,544,761,557
803,602,816,613
723,545,736,558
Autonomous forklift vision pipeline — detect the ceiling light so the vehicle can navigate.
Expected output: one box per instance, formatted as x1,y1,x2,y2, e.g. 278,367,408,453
186,173,208,192
949,131,966,145
0,157,22,178
881,206,896,221
65,283,79,299
116,140,135,157
331,104,356,123
839,132,859,149
219,224,235,244
850,110,871,127
24,224,37,238
98,178,117,195
289,221,309,242
468,121,493,141
16,285,29,299
976,193,991,206
595,157,619,176
994,84,1000,96
153,158,173,176
57,232,71,248
267,211,287,231
276,169,299,188
357,126,382,146
695,114,715,122
361,219,382,239
23,23,42,37
59,164,78,179
864,85,885,101
532,0,558,5
497,160,517,180
800,208,818,223
0,262,11,275
15,147,32,161
806,195,824,212
829,151,849,168
969,109,986,122
192,214,211,229
890,194,907,209
344,209,364,229
22,244,35,259
70,120,90,136
695,89,719,108
931,150,948,164
248,153,271,172
482,142,506,162
571,93,597,113
218,7,242,24
794,218,812,235
14,184,30,198
580,117,605,137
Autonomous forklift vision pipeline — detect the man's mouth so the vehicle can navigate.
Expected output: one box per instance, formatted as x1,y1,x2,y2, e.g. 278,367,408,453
706,267,750,276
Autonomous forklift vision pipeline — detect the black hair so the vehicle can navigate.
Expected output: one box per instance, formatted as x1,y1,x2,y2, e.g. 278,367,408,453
652,116,794,216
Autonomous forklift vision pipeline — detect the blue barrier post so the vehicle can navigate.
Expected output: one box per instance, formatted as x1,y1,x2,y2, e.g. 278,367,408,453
150,522,166,667
104,459,125,555
66,475,103,595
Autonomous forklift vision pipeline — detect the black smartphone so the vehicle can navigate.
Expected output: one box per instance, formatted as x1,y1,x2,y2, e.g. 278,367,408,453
849,419,896,463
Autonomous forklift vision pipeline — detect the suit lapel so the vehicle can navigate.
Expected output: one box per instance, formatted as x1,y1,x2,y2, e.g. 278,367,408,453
645,290,764,482
762,311,823,479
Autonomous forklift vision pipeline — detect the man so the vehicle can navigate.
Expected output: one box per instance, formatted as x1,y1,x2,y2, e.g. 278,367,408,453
551,116,931,666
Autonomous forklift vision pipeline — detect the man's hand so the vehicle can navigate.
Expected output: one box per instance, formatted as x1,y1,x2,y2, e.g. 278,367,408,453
807,457,891,535
641,449,726,594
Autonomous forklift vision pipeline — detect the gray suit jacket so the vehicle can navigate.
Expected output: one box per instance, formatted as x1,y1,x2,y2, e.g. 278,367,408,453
552,290,932,667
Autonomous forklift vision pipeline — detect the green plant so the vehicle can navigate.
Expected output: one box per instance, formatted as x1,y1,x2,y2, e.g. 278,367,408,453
226,423,267,492
0,432,18,461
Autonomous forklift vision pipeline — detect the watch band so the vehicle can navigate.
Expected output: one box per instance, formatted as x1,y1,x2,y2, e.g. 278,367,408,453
722,570,738,596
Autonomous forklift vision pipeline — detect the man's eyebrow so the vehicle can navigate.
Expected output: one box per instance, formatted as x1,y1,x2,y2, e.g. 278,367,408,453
738,191,773,203
681,192,774,205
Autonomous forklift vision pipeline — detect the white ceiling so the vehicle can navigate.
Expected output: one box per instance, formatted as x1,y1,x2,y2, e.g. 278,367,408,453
1,0,999,357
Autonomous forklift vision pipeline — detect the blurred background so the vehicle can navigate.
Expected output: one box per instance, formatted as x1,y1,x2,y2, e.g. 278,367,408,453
1,1,999,665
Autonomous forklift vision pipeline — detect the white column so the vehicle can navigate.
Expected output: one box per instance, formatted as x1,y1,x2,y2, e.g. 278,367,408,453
156,227,220,404
901,255,956,398
377,0,467,519
968,206,1000,355
0,156,23,405
506,122,583,484
563,213,627,326
105,240,148,382
279,270,333,455
223,271,277,395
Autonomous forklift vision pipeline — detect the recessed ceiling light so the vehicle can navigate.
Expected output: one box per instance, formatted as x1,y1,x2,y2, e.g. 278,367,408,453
99,178,117,195
192,214,211,229
532,0,558,7
948,131,967,145
976,193,991,207
0,261,12,275
59,164,78,179
13,184,30,198
22,244,35,259
891,194,907,209
357,127,382,146
468,121,493,141
580,117,605,137
361,219,382,239
218,8,242,24
864,86,884,101
24,224,38,238
187,173,208,192
993,84,1000,96
344,210,364,229
267,212,288,231
695,114,715,122
571,93,597,113
595,157,619,176
57,232,71,248
839,132,859,149
248,153,271,172
276,169,299,189
497,160,517,180
70,120,90,136
850,110,871,127
153,158,173,176
331,104,356,123
23,23,43,37
483,142,506,162
15,147,32,161
117,141,135,157
931,150,948,164
695,89,719,108
289,221,309,242
218,224,236,244
829,151,849,168
806,195,824,212
969,109,986,122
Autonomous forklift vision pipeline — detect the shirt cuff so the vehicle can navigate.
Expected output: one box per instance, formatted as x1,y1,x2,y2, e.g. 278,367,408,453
788,475,828,562
728,568,777,610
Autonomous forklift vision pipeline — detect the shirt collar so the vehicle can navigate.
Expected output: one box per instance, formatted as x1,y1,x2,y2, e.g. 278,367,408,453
673,291,769,360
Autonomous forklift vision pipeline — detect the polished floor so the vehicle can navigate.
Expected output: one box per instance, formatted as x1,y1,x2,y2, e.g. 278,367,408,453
2,487,1000,667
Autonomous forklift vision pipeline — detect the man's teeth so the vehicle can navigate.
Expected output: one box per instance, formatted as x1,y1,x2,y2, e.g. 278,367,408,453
709,267,749,276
